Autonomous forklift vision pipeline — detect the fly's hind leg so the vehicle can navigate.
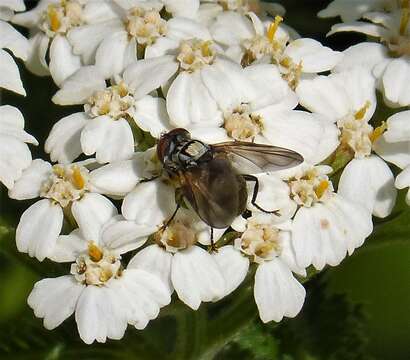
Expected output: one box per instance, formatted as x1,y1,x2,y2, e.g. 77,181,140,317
242,174,280,216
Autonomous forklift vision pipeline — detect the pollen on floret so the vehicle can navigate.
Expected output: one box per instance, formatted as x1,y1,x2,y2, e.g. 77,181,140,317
71,243,122,286
369,121,388,143
267,15,284,43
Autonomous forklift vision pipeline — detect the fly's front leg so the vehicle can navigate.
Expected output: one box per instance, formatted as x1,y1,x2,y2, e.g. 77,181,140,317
242,174,280,215
162,204,181,230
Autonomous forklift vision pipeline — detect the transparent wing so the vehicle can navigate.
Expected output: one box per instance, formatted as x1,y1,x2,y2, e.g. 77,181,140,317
212,141,303,174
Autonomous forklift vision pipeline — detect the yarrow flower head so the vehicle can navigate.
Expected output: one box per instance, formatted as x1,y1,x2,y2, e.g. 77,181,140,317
210,13,342,89
28,216,169,344
322,0,410,107
297,66,398,217
3,0,409,346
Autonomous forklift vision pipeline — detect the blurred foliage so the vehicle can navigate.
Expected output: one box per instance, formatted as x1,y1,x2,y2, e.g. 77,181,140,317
0,0,409,359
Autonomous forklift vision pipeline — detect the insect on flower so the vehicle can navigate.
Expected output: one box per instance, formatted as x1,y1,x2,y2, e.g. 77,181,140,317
156,129,303,248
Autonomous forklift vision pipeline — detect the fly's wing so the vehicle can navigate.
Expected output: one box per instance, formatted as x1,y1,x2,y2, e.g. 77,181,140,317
179,156,247,229
212,141,304,174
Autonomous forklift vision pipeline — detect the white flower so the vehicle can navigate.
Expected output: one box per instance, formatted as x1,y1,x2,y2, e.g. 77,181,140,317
217,213,306,323
12,0,120,85
98,21,266,130
0,105,38,189
318,0,394,22
28,216,170,344
48,64,172,164
284,164,373,270
188,62,339,165
128,208,227,310
373,109,410,205
198,0,286,26
8,159,119,261
0,3,28,95
325,2,410,107
297,66,397,217
67,2,209,78
210,13,342,89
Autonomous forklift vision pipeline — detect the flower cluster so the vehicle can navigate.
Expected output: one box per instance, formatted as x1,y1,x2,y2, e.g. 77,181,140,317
1,0,408,344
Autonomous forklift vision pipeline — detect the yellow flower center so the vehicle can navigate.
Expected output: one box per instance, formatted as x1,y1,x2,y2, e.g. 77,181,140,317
40,164,89,207
177,39,216,72
71,242,122,286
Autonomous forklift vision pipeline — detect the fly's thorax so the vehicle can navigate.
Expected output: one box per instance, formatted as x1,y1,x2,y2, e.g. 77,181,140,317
159,130,213,171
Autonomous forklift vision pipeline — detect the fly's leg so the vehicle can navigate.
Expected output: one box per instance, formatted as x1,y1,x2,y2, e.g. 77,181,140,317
242,174,280,215
140,175,160,183
208,227,218,253
162,204,181,230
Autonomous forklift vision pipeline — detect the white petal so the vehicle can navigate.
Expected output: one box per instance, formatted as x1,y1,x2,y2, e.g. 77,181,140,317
284,38,343,73
122,179,176,226
327,21,388,38
89,157,144,196
80,115,110,158
71,193,118,243
167,71,222,127
112,269,171,329
16,199,63,261
128,245,173,294
67,19,124,64
384,110,410,143
52,66,106,105
166,17,211,41
0,135,32,189
318,0,377,22
292,203,348,270
395,166,410,190
28,276,84,330
261,110,339,164
162,0,199,18
338,156,397,218
75,286,127,344
201,57,256,111
101,220,155,254
213,245,249,297
171,246,225,310
93,119,134,163
123,56,178,99
49,35,81,86
254,258,305,323
297,67,376,122
45,112,88,164
133,96,171,138
8,159,51,200
0,49,25,95
24,32,49,77
373,135,410,169
327,194,373,255
95,30,134,79
49,229,88,262
382,58,410,107
333,42,388,74
244,63,298,111
144,36,179,58
0,20,28,60
0,105,37,144
211,12,254,46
